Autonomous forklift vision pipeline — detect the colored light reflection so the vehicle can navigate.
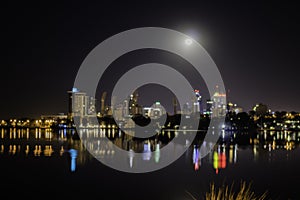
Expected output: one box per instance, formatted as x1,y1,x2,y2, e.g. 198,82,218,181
213,150,227,174
69,149,78,172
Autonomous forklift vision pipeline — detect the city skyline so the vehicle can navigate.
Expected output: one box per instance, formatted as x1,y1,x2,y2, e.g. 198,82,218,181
0,85,297,120
2,2,300,199
3,2,300,118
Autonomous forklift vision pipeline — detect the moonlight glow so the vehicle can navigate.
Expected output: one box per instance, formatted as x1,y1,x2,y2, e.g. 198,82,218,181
185,38,193,45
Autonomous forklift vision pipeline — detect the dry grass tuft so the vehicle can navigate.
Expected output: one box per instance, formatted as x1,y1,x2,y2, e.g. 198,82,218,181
186,181,267,200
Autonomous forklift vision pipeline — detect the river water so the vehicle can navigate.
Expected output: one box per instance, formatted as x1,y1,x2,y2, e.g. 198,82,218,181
0,127,299,199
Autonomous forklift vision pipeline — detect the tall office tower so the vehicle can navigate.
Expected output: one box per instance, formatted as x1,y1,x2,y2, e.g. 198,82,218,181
128,91,142,116
67,87,86,118
67,88,97,126
193,89,202,113
193,102,200,114
182,102,191,115
211,85,227,117
100,91,107,116
206,99,214,115
113,104,124,121
111,95,117,113
152,101,165,118
87,96,96,115
123,99,129,117
173,97,178,115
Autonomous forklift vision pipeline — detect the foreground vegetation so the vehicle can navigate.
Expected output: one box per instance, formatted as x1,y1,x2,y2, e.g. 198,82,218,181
186,181,267,200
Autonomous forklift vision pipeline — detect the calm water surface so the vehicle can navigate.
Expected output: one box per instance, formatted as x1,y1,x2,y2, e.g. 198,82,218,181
0,127,299,200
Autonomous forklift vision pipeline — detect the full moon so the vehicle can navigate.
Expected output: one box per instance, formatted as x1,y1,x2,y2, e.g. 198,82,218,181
185,38,193,45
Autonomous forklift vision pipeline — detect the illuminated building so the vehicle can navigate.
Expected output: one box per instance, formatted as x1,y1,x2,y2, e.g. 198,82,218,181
40,114,67,128
227,102,243,114
68,88,85,117
143,101,166,119
193,89,202,113
67,87,97,127
211,85,227,117
100,91,107,116
173,97,178,115
182,102,192,115
123,99,129,117
128,92,138,115
205,99,214,115
113,104,124,121
128,91,139,116
193,102,200,114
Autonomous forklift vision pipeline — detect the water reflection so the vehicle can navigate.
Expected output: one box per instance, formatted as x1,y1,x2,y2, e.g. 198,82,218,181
192,143,237,174
0,127,300,174
190,129,300,174
69,149,78,172
0,127,90,172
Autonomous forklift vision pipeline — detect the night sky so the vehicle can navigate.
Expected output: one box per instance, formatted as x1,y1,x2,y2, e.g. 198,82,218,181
2,2,300,119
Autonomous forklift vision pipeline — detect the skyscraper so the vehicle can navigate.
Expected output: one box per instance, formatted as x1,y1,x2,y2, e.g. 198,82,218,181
205,99,214,115
100,91,107,116
194,89,202,113
211,85,227,117
128,91,142,116
67,87,86,118
67,88,97,127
